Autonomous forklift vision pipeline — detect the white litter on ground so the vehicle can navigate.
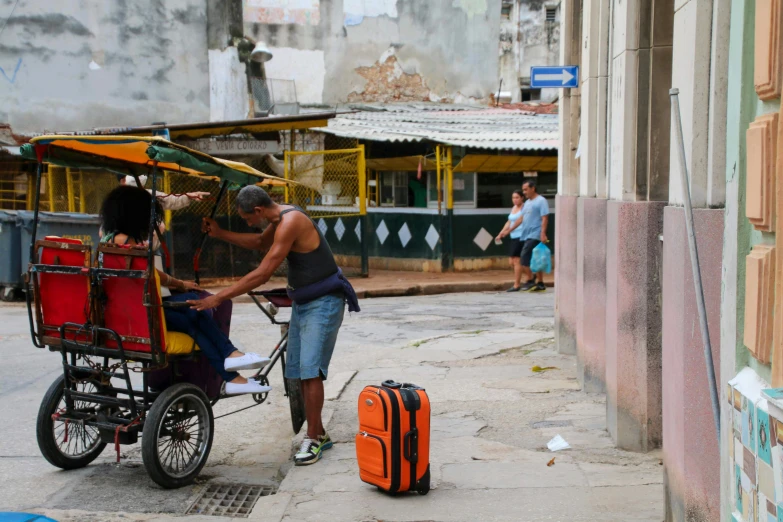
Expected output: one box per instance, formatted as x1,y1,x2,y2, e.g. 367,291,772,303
547,434,571,452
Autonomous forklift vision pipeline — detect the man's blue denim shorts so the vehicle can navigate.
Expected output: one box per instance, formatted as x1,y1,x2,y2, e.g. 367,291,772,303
286,293,345,380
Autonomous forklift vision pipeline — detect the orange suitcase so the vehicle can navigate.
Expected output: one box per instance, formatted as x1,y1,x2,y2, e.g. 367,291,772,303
356,380,431,495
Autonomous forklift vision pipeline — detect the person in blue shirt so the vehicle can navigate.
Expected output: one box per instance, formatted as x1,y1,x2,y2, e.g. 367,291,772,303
495,190,526,291
518,180,549,292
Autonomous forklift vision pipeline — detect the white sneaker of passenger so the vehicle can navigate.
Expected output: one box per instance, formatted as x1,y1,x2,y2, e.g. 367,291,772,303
224,352,270,371
224,378,272,395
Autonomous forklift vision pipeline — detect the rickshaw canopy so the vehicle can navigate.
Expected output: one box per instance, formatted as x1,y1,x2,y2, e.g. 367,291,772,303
20,135,290,187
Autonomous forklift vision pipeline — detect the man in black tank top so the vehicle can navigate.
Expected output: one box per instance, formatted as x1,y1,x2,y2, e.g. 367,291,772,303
189,186,358,466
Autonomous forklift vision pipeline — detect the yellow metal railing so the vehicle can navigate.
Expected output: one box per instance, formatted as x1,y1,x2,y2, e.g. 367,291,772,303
284,145,367,219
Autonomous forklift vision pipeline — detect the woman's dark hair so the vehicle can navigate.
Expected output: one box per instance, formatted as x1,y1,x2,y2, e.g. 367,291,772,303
512,189,524,198
100,185,162,242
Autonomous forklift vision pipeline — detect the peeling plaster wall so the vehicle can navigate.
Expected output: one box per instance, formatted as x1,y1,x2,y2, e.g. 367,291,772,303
0,0,210,134
245,0,502,104
499,1,560,103
263,47,326,104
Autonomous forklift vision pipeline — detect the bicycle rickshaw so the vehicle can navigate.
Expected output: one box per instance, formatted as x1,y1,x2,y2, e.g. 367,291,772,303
19,135,305,489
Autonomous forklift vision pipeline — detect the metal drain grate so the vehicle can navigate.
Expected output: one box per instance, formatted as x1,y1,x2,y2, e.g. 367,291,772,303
186,484,277,518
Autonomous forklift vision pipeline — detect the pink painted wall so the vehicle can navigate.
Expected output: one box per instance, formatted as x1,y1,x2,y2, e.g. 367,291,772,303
576,197,608,393
555,195,578,355
662,207,723,521
606,200,665,451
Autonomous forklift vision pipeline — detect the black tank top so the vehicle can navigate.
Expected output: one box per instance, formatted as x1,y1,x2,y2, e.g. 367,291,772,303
280,206,339,289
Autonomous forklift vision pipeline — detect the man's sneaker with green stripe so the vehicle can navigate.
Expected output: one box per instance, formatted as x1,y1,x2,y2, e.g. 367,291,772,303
294,438,322,466
294,432,334,466
318,432,333,451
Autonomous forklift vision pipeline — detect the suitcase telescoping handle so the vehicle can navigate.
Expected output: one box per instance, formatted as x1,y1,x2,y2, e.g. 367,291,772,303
403,428,419,464
382,380,423,390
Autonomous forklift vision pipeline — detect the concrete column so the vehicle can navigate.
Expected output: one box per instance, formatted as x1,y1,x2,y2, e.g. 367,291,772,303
668,0,716,207
576,198,608,392
663,0,729,518
556,0,582,358
555,195,578,355
605,200,665,451
558,0,581,197
662,207,723,521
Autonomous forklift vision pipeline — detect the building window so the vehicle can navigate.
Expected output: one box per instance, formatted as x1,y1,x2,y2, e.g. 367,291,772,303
501,2,512,19
427,172,477,209
521,88,542,102
476,172,557,208
378,172,428,208
545,6,557,22
380,172,408,207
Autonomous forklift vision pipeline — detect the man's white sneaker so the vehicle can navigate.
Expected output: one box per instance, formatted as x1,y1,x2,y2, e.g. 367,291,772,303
224,379,272,395
224,352,270,371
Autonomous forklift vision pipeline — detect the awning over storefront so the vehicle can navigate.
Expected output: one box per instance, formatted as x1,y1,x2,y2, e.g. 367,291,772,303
453,154,558,173
366,156,436,171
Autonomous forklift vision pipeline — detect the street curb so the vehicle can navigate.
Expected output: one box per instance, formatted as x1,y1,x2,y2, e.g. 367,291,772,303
228,281,554,304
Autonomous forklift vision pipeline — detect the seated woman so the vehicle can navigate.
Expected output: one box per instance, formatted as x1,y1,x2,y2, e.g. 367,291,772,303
99,185,271,395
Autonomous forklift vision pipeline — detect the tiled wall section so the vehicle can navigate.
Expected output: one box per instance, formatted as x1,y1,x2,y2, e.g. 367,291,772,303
729,369,783,521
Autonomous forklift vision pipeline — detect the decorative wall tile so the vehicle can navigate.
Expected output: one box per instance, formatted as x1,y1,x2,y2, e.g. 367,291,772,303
473,228,494,251
746,114,778,231
424,225,440,251
773,420,783,503
753,402,759,455
738,464,745,513
334,218,345,241
762,409,774,467
398,223,412,248
767,497,777,521
745,245,776,362
755,0,782,100
376,220,389,245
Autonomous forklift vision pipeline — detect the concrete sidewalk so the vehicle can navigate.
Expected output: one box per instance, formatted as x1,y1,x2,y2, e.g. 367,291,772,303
208,269,555,302
253,292,662,522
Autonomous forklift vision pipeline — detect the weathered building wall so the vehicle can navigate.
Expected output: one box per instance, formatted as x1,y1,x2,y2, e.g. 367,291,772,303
244,0,502,104
0,0,211,133
499,1,560,103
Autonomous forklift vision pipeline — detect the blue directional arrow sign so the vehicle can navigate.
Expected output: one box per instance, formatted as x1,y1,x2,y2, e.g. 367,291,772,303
530,65,579,89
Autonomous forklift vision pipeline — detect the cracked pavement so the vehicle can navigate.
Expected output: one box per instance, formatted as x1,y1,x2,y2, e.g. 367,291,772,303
275,292,663,522
0,291,662,521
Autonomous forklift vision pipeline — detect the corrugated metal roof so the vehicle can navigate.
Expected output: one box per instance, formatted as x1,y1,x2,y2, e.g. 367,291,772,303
318,104,558,151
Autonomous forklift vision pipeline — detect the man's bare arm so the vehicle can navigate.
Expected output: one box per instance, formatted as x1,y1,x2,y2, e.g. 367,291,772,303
190,219,296,309
202,217,275,251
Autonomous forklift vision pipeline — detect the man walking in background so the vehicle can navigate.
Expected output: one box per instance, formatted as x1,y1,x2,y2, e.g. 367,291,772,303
518,180,549,292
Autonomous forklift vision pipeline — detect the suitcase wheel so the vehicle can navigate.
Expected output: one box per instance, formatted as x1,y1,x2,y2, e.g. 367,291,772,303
416,465,431,495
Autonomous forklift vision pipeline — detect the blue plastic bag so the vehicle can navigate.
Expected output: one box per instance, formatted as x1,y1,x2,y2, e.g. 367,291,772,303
530,243,552,274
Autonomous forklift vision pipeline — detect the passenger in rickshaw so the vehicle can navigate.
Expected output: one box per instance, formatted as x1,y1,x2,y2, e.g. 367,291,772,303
99,185,272,395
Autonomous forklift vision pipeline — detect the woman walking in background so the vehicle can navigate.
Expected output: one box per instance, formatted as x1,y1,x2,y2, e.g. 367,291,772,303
495,189,525,292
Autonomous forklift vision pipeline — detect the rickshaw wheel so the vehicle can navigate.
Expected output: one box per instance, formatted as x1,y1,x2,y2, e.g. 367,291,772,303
36,373,107,470
142,383,213,489
286,378,306,435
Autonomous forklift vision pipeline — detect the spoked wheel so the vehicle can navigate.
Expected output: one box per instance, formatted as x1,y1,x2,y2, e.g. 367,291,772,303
141,383,213,489
36,373,107,469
